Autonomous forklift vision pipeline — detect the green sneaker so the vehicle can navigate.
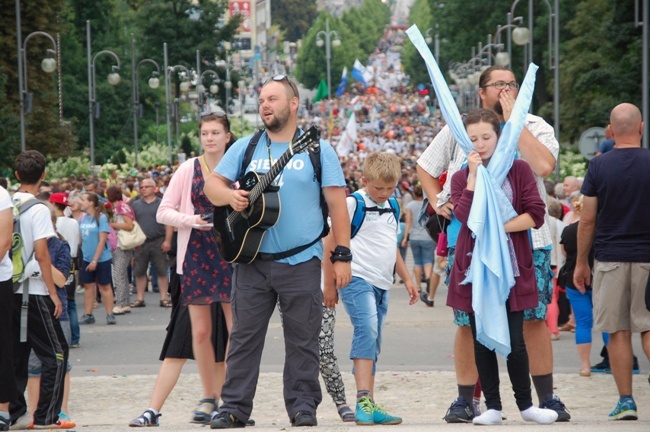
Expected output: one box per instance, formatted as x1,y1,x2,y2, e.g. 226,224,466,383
355,396,375,425
608,398,638,421
373,403,402,425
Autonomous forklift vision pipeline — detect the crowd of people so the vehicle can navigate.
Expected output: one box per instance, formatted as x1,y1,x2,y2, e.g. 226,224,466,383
0,24,649,431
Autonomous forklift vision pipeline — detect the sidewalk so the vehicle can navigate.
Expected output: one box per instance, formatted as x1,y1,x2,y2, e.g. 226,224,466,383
67,368,650,431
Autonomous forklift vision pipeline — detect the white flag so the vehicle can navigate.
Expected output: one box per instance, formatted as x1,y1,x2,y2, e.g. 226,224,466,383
336,113,357,158
353,59,374,85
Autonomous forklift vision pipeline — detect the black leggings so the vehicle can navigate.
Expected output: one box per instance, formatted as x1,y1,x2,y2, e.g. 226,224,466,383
0,279,15,403
469,309,533,412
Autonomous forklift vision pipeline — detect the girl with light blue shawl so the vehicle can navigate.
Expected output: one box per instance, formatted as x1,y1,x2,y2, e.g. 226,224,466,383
406,25,559,426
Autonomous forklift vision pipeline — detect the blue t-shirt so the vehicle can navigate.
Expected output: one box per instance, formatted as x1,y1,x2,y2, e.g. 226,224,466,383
581,147,650,262
216,130,345,264
79,213,112,263
598,139,614,154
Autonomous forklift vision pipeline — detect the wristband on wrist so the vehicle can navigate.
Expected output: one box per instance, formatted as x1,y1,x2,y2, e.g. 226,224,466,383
329,245,352,264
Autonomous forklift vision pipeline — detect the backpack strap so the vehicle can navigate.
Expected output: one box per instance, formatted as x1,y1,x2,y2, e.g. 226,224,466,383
240,129,266,175
308,143,329,239
388,196,400,223
12,198,46,342
350,192,366,239
350,193,399,239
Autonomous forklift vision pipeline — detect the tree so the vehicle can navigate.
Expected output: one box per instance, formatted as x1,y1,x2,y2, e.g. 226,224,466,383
402,0,434,86
294,1,390,91
556,0,642,143
271,0,318,42
0,0,77,167
294,13,363,91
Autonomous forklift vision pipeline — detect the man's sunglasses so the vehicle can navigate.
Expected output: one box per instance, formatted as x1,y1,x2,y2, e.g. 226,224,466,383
264,74,298,98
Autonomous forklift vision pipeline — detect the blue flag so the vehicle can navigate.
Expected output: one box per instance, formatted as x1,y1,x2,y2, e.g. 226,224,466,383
336,67,348,97
351,60,368,87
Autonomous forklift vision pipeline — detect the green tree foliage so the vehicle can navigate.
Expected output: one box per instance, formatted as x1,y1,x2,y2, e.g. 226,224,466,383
294,0,390,91
556,0,642,143
402,0,434,86
271,0,318,42
0,0,77,167
342,0,390,56
294,13,363,91
0,68,20,174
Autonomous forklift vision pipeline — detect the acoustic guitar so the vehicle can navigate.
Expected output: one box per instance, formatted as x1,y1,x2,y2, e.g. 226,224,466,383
213,126,321,263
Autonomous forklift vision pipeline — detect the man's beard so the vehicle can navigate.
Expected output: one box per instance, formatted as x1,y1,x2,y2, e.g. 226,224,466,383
262,106,290,133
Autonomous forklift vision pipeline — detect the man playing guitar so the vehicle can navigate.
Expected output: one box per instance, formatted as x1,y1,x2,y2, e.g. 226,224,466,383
204,75,351,429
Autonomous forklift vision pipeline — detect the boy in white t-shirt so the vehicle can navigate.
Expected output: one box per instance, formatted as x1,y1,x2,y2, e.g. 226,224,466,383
9,151,73,430
324,152,418,426
0,185,14,430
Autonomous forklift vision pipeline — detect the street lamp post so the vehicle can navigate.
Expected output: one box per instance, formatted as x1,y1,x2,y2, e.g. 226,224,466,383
87,20,121,167
163,43,192,164
131,34,161,168
508,0,560,178
196,50,221,113
15,0,58,152
238,79,247,132
316,18,341,100
636,0,649,149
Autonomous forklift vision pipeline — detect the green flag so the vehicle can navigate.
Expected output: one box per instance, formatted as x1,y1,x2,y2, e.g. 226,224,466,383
313,79,329,102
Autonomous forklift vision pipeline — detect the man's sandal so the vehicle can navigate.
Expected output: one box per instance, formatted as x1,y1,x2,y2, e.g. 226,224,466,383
130,299,146,308
192,398,217,424
128,410,161,427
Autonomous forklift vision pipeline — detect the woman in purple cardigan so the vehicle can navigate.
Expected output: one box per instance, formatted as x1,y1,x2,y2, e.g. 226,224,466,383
448,109,557,426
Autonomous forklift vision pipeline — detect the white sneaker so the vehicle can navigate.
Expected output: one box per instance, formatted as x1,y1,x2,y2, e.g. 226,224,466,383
9,414,32,430
113,305,131,315
520,406,558,424
473,409,503,425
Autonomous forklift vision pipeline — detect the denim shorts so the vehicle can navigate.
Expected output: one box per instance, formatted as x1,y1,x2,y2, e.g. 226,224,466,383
453,249,554,326
409,239,435,267
339,277,389,373
79,260,113,286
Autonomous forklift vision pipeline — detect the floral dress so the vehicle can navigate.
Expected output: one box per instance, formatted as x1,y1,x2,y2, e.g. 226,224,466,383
181,159,233,305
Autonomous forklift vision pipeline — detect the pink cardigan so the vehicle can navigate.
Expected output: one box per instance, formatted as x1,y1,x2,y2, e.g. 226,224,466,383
156,158,202,274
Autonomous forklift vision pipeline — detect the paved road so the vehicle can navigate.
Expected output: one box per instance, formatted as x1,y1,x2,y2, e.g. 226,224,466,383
70,280,649,379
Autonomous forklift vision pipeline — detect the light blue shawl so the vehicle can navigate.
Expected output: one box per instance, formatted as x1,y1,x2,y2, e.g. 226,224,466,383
406,25,538,357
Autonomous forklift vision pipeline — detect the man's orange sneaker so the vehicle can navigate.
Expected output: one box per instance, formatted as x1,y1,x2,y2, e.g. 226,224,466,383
31,419,76,429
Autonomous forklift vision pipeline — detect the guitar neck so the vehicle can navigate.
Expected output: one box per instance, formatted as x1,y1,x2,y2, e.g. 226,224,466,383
247,146,295,203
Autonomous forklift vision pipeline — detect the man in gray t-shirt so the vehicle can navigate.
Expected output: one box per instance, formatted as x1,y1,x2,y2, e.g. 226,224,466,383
130,179,173,308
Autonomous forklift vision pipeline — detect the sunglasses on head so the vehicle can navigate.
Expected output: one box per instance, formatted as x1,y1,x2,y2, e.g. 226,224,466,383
200,109,228,118
264,74,298,98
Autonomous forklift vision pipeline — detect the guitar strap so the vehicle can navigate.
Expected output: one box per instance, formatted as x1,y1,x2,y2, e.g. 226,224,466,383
241,128,329,261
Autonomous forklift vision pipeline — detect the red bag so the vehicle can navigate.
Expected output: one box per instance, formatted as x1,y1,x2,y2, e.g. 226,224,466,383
436,232,448,257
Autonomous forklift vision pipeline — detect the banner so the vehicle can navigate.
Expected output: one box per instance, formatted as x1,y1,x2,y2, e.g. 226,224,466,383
313,79,329,103
336,67,348,97
336,113,357,158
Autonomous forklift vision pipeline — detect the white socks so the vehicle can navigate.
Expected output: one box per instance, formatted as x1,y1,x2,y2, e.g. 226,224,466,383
520,406,558,424
473,409,503,425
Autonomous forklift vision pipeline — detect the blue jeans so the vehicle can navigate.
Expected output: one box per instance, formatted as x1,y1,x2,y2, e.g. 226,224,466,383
409,239,435,267
68,296,80,345
339,277,390,374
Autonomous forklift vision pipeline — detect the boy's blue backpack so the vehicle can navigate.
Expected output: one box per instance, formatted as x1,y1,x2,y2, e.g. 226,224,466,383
349,191,400,239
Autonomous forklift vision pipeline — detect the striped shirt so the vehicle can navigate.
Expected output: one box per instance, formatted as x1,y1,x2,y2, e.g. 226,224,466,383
417,113,559,249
